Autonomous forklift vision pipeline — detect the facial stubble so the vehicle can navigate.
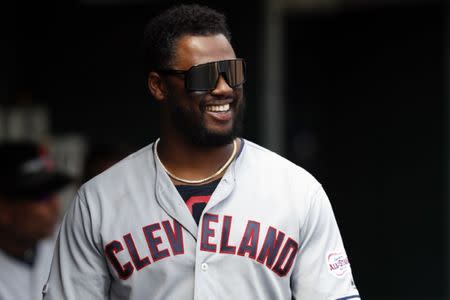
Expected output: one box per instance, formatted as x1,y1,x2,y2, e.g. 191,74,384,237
167,90,245,147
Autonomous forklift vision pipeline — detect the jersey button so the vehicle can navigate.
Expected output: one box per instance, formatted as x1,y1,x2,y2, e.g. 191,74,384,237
201,263,208,271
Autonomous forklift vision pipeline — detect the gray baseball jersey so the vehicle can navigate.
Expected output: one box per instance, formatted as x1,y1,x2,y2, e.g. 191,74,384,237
0,236,55,300
44,139,360,300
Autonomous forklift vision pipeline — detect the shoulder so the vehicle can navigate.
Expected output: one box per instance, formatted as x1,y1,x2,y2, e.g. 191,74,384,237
76,143,156,206
85,143,153,186
239,139,320,187
235,139,326,229
238,139,324,213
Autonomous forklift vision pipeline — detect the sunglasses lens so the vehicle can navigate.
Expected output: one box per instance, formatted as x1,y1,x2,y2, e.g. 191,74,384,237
186,63,219,91
186,59,245,91
225,59,245,88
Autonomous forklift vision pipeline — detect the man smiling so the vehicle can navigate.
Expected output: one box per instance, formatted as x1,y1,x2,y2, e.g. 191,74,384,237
44,4,360,300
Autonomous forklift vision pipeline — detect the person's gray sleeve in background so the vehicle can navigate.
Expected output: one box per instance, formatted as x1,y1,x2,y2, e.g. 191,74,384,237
290,186,360,300
43,190,110,299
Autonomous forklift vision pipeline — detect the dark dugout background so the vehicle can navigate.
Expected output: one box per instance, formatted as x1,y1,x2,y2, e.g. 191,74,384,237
3,0,449,299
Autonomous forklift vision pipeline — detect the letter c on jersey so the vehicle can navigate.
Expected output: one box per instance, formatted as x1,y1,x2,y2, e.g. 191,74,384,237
105,240,134,280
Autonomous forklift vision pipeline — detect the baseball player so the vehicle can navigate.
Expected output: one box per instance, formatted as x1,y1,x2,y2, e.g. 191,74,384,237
44,4,360,300
0,141,71,300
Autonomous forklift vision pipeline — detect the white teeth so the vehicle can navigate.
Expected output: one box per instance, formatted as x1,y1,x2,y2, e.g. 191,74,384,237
205,104,230,112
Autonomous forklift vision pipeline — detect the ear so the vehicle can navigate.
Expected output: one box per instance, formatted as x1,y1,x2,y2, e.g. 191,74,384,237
148,72,167,102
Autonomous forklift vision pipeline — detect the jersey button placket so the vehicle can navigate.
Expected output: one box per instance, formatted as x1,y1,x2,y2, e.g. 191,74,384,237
201,262,208,271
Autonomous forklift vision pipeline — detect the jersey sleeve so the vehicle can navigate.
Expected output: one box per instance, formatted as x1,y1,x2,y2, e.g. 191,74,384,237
43,190,110,299
291,185,360,300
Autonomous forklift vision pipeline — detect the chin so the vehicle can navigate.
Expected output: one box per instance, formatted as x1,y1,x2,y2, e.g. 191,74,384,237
172,105,243,147
190,131,235,147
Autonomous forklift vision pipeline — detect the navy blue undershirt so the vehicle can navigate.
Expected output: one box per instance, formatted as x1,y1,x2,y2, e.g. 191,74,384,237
176,179,221,225
175,138,244,224
175,139,244,225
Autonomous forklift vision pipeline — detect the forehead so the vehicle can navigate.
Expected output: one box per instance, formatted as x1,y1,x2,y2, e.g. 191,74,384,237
171,34,236,69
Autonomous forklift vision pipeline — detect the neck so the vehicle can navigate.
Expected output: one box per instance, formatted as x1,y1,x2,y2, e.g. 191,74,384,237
157,133,240,184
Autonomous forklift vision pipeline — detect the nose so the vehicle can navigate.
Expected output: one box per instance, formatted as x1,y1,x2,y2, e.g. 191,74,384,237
211,74,233,96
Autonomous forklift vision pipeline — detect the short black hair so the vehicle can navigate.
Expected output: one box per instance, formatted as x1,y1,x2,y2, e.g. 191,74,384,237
144,4,231,73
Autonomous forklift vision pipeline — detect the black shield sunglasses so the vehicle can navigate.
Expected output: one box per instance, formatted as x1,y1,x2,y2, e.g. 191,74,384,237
157,58,246,92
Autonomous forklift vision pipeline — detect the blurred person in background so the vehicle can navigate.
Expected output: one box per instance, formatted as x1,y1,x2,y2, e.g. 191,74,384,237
0,141,71,300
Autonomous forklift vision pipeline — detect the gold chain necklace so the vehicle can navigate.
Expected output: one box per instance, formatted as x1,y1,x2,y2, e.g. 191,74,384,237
154,138,237,184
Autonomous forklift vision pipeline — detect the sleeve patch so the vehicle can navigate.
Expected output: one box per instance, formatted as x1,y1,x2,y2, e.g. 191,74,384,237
327,251,350,278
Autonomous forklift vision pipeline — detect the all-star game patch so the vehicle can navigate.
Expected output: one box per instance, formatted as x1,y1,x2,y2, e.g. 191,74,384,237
326,250,350,278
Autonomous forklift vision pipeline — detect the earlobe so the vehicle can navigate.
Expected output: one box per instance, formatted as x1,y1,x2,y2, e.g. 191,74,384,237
148,72,167,101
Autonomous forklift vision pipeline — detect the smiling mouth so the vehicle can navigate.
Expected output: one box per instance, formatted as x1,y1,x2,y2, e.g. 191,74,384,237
205,103,230,112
